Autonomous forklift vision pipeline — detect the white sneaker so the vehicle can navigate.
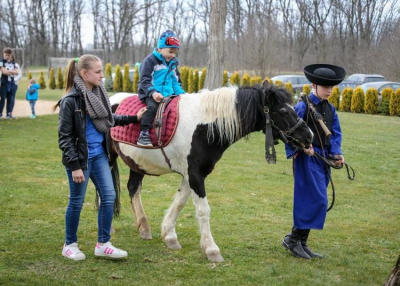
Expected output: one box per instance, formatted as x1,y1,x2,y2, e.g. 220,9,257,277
62,243,86,261
94,242,127,259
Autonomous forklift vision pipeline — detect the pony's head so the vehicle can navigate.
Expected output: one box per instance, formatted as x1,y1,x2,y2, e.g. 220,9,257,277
261,82,312,149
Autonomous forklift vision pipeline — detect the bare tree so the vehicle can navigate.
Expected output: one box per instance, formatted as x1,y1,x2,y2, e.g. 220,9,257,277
204,0,227,90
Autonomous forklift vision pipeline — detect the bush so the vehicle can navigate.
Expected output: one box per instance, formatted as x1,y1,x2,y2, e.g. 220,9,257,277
104,63,113,92
241,73,251,86
364,88,378,114
284,82,294,96
381,88,392,103
56,67,63,89
63,68,67,88
38,71,46,89
132,64,139,93
389,88,400,116
222,70,228,87
113,64,122,92
274,80,283,87
250,76,262,86
339,88,353,112
27,72,32,80
199,68,207,90
230,72,240,86
180,66,189,91
187,68,194,93
328,86,340,109
380,99,390,115
122,64,131,92
302,84,311,96
351,87,364,113
193,69,199,93
48,68,56,89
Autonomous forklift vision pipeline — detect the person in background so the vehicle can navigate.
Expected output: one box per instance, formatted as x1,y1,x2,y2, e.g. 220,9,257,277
0,47,19,119
9,55,22,118
26,79,40,119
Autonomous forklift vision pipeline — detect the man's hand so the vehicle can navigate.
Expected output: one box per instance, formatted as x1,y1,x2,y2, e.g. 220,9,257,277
152,92,164,103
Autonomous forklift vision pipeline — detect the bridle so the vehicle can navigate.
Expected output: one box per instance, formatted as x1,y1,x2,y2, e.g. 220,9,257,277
263,105,307,164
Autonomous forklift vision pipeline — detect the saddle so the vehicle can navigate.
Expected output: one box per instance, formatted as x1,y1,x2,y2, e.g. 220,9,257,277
111,95,180,148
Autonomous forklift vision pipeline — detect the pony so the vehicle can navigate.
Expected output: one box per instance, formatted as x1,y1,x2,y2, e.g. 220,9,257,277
108,84,313,262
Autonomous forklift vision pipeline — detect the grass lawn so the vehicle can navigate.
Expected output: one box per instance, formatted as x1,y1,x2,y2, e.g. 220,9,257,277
0,110,399,285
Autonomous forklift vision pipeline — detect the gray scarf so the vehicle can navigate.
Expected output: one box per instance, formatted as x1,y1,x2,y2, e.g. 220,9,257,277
74,75,114,133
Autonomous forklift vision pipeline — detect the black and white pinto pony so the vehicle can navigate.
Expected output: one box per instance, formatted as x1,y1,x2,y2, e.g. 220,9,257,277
109,83,313,262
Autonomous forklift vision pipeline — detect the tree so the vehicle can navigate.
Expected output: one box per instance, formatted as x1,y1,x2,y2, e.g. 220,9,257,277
132,64,139,93
122,63,132,92
113,64,122,92
38,71,46,89
204,0,227,90
56,67,64,89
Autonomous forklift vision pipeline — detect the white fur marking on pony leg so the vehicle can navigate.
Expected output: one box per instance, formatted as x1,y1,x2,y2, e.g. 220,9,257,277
131,185,152,240
192,195,224,262
162,179,192,249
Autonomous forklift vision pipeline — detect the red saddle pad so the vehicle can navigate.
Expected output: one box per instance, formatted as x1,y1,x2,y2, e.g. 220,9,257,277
111,95,180,148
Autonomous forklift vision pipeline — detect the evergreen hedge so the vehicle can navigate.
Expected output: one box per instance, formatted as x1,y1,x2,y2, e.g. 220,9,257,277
250,76,262,86
56,67,63,89
328,86,340,109
284,82,293,96
364,88,378,114
241,73,251,86
187,68,194,93
113,64,122,92
351,87,364,113
340,88,353,112
199,68,207,90
27,72,32,80
193,69,199,93
274,80,283,87
38,71,46,89
122,64,131,92
180,66,189,91
230,72,240,86
389,89,400,116
380,88,393,115
222,71,228,87
104,63,113,91
49,68,56,89
302,84,311,96
132,64,139,93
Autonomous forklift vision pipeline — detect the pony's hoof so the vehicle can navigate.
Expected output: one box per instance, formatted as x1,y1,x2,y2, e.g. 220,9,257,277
139,231,152,240
207,252,224,262
165,239,182,249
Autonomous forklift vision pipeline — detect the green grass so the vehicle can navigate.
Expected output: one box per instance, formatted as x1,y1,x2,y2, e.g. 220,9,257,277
0,112,399,285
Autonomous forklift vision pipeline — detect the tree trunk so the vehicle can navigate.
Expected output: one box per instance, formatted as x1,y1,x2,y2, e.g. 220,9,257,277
204,0,227,90
384,255,400,286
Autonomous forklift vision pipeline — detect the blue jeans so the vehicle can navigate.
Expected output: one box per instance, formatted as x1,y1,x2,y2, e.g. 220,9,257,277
10,85,18,113
29,101,36,116
65,152,116,245
0,84,13,116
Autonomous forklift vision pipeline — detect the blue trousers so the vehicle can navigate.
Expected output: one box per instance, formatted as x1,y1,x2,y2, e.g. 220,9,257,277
65,153,116,244
0,84,14,116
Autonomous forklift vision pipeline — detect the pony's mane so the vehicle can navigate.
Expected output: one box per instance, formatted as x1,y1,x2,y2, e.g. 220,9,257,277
199,87,240,144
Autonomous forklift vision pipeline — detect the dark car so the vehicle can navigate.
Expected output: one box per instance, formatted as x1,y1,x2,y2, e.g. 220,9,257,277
359,81,400,104
271,75,310,94
337,80,357,92
347,73,386,85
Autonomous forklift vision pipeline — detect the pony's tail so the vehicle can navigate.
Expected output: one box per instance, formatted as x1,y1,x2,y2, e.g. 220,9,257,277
110,157,121,217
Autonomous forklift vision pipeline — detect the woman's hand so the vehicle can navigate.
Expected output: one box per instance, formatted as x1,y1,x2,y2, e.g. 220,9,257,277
152,92,164,103
72,169,85,183
136,107,147,120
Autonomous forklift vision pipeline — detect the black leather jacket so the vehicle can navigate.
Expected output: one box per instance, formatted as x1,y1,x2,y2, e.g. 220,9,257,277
58,86,137,171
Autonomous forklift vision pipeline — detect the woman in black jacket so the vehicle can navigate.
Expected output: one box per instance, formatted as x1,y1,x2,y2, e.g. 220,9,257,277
58,55,146,261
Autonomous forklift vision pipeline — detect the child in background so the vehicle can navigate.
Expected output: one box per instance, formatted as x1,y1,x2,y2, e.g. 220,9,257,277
26,79,40,119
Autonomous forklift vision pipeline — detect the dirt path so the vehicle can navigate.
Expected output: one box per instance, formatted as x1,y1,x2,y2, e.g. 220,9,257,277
11,100,59,118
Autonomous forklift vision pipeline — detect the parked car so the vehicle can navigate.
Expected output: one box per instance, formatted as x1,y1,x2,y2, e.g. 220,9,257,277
337,80,357,92
347,73,386,85
271,75,310,94
359,81,400,104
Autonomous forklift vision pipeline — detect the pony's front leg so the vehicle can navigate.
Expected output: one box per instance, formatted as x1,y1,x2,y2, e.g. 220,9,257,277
192,194,224,262
161,178,191,249
128,170,152,239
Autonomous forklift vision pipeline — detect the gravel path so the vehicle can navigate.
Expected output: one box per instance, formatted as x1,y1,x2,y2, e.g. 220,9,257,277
10,100,59,118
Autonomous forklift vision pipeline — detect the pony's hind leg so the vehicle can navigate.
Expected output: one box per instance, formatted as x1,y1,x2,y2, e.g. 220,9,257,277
128,170,152,239
161,178,192,249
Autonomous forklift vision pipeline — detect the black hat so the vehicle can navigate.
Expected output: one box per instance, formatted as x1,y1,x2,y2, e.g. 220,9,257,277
304,64,346,86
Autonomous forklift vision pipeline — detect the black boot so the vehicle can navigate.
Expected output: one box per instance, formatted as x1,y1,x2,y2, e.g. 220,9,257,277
282,227,311,259
301,229,324,258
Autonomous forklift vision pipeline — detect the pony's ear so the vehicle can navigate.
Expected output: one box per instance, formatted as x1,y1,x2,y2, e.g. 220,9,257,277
262,79,271,89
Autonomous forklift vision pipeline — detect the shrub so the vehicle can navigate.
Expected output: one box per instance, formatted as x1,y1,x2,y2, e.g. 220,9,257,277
302,84,311,96
284,82,294,96
263,77,273,85
193,69,199,93
199,68,207,90
274,80,283,87
104,63,113,91
328,86,340,109
63,68,67,88
389,88,400,116
364,88,378,114
187,68,194,93
381,88,392,103
48,68,56,89
27,72,32,80
180,66,189,91
113,64,122,92
222,70,228,87
132,64,139,93
379,88,393,115
339,88,353,112
351,87,364,113
38,71,46,89
230,72,240,86
250,76,262,86
241,73,251,86
56,67,63,89
122,64,131,92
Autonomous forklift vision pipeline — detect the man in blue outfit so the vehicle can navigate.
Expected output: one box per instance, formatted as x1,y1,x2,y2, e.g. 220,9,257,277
282,64,346,259
137,30,185,147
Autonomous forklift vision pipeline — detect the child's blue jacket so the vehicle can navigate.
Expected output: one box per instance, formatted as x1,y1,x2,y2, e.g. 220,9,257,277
26,83,40,101
138,49,185,100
